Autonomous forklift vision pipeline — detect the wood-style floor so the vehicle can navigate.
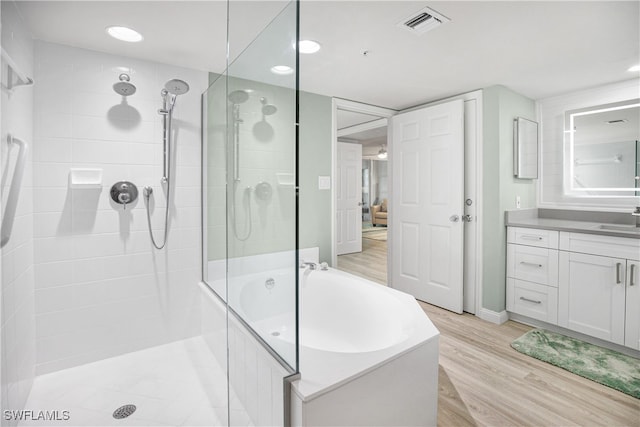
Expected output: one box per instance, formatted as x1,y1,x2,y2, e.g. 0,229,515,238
337,236,387,285
337,237,640,427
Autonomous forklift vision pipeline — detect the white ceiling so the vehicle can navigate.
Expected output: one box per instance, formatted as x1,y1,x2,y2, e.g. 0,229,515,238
13,1,640,110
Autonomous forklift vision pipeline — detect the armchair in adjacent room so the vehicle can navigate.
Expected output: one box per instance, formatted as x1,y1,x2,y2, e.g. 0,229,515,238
371,198,388,226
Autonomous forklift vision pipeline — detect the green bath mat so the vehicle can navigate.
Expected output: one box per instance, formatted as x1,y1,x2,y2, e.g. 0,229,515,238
511,329,640,399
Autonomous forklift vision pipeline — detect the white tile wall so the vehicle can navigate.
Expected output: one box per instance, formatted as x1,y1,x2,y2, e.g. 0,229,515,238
32,41,207,374
537,78,640,210
206,75,297,261
1,1,36,423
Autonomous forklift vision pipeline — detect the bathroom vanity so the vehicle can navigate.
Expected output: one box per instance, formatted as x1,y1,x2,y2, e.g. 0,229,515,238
506,210,640,352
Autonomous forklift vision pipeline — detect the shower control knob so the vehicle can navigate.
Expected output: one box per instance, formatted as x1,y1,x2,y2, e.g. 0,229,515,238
111,181,138,209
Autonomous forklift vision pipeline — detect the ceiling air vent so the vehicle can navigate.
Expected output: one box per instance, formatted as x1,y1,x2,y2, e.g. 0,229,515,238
398,7,451,35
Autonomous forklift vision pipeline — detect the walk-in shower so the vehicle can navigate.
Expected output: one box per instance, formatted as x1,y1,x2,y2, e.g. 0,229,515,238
143,79,190,249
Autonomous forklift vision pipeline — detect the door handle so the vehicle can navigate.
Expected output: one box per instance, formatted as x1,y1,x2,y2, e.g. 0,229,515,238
630,264,636,287
449,215,460,222
357,202,363,206
616,262,622,284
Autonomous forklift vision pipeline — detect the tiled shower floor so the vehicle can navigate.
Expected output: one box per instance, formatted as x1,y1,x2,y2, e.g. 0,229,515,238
19,337,248,426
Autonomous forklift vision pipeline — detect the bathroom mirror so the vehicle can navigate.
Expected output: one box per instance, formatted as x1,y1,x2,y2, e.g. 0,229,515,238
564,99,640,197
513,117,539,179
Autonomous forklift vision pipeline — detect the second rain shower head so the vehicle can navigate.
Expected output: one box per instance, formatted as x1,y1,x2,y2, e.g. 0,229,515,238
260,97,277,115
113,73,136,96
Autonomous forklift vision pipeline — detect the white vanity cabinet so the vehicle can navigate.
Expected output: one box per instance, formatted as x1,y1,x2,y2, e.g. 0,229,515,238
625,260,640,350
506,227,559,323
558,251,627,345
558,232,640,348
507,226,640,350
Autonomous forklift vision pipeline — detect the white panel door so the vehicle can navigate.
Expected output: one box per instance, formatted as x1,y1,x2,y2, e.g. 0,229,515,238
625,260,639,350
391,100,464,313
337,142,362,255
558,251,626,345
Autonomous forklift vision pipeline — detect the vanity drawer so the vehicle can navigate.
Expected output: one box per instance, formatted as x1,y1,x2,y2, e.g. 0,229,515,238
507,278,558,324
507,244,558,287
508,227,559,249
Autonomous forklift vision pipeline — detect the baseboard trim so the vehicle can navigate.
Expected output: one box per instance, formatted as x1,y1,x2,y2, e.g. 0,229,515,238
477,308,509,325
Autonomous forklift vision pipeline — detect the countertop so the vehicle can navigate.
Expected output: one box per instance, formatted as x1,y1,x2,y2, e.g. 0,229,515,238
506,217,640,239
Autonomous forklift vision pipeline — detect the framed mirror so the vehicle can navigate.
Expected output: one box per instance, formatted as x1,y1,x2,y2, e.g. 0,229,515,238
513,117,539,179
564,99,640,197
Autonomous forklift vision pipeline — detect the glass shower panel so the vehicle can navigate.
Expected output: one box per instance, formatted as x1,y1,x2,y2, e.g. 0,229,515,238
226,1,298,371
203,71,229,302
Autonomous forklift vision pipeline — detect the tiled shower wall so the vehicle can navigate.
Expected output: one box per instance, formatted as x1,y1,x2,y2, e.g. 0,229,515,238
1,1,36,420
32,41,207,374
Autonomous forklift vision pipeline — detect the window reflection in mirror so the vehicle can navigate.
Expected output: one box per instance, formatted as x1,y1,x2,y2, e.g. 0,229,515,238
565,99,640,197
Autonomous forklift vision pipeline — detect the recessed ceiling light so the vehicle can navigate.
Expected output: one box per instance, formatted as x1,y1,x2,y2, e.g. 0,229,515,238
298,40,321,54
628,64,640,72
106,26,143,43
270,65,294,75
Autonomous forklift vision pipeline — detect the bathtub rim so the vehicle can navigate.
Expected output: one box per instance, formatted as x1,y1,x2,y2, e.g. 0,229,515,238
291,268,440,402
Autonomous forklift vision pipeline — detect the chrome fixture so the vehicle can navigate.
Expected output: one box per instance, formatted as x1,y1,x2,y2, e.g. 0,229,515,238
228,90,249,182
113,73,137,96
1,134,28,248
228,90,252,241
110,181,138,210
377,145,388,159
260,97,278,116
300,260,318,270
144,79,190,250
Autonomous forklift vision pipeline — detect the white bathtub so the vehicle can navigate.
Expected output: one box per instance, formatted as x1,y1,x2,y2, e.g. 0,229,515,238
228,265,440,426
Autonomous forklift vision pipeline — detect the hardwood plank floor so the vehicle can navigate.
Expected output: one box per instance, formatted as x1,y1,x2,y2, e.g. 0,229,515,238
337,237,640,426
337,237,388,285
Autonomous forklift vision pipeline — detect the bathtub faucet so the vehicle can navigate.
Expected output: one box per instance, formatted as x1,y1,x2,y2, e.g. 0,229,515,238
300,260,318,270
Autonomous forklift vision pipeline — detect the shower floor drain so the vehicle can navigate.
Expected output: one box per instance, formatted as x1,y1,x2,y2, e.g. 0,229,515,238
113,404,137,419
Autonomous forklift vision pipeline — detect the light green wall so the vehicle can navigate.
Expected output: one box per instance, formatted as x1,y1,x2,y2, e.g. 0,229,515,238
299,92,333,263
204,75,333,263
482,85,537,312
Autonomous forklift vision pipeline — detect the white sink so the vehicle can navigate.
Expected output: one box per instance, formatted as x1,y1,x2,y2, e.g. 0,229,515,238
597,224,640,233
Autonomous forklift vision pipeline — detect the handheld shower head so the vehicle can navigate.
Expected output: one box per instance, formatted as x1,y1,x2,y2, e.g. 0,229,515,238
164,79,190,96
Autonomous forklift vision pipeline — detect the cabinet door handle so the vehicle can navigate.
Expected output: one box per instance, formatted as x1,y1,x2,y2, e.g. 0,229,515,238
630,264,636,287
520,235,543,241
520,261,543,268
616,263,622,284
519,296,542,304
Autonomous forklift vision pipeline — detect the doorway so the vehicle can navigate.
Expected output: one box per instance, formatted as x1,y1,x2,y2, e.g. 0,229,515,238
332,100,395,284
331,93,483,316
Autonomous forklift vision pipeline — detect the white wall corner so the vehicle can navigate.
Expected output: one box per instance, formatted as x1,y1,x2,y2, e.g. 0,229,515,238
477,308,509,325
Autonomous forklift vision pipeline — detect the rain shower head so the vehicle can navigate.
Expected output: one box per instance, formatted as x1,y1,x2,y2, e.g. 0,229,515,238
113,73,136,96
228,90,249,104
164,79,190,96
260,97,277,115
